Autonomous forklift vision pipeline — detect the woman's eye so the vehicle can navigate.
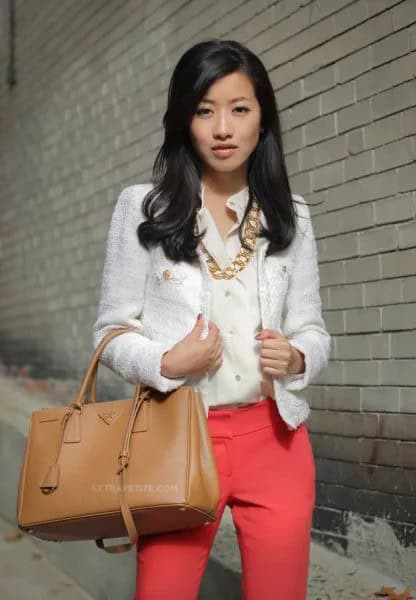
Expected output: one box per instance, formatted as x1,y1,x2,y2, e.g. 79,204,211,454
195,108,210,116
195,106,250,116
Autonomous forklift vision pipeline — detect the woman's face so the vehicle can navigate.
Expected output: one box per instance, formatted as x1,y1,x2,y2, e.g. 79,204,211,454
189,71,262,176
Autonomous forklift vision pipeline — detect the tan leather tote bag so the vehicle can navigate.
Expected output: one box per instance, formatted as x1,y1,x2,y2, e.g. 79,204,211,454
16,327,221,553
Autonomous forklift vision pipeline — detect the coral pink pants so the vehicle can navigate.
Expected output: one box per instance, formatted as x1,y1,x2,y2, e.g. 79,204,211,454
135,396,315,599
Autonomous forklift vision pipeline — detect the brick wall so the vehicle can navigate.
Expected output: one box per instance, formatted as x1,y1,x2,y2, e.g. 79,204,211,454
0,0,415,584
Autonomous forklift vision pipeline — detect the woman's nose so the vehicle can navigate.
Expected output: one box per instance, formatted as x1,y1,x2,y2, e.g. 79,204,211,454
212,113,233,137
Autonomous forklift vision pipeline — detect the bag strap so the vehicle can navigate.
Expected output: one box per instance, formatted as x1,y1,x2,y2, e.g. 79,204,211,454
95,386,152,553
73,327,138,409
39,326,154,552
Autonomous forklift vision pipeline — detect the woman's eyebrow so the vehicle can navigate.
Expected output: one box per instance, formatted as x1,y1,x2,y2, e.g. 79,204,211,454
199,96,252,103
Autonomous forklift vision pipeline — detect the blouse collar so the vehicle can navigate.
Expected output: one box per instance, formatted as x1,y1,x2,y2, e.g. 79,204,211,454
197,181,249,224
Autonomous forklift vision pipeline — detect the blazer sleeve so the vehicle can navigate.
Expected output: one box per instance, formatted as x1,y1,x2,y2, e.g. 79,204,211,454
92,184,188,393
280,196,331,391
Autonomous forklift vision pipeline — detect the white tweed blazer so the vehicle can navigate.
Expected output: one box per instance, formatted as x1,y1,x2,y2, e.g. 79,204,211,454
92,183,331,430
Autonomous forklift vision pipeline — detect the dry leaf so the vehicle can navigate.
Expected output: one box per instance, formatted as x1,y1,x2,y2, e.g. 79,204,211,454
3,530,23,541
375,587,398,597
397,589,413,600
374,586,414,599
24,379,49,392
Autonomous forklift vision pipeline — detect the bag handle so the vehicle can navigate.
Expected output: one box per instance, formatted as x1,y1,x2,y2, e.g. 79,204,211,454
72,327,139,409
85,327,146,405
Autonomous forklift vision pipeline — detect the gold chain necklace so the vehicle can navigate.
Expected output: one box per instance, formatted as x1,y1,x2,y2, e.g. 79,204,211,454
194,198,261,280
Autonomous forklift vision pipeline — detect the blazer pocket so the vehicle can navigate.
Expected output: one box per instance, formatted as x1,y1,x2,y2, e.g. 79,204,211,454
152,262,189,285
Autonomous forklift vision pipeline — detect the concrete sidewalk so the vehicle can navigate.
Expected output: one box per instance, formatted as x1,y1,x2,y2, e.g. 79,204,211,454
0,517,94,600
1,515,411,600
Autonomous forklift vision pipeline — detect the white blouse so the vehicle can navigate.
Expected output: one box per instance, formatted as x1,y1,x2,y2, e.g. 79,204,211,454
196,182,275,408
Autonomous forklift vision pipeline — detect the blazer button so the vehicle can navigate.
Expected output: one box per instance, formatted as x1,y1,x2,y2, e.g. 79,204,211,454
162,269,171,279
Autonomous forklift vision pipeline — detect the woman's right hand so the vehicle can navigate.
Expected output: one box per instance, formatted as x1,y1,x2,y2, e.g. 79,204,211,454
160,315,223,378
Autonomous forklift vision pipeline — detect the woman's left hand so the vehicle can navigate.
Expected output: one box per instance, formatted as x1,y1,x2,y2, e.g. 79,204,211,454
255,329,305,379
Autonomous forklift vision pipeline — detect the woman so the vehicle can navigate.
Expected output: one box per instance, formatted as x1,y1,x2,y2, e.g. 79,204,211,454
93,39,331,600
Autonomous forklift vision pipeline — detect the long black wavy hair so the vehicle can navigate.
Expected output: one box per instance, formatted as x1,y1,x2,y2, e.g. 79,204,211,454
138,38,304,263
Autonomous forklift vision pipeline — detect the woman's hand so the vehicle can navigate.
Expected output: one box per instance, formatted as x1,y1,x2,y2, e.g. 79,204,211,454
255,329,305,379
161,315,223,378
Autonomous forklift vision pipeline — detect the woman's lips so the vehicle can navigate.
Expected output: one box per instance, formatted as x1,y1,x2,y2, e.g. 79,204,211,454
212,147,237,157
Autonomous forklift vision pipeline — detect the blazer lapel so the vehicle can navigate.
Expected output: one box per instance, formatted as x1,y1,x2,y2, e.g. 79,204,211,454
257,209,289,333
